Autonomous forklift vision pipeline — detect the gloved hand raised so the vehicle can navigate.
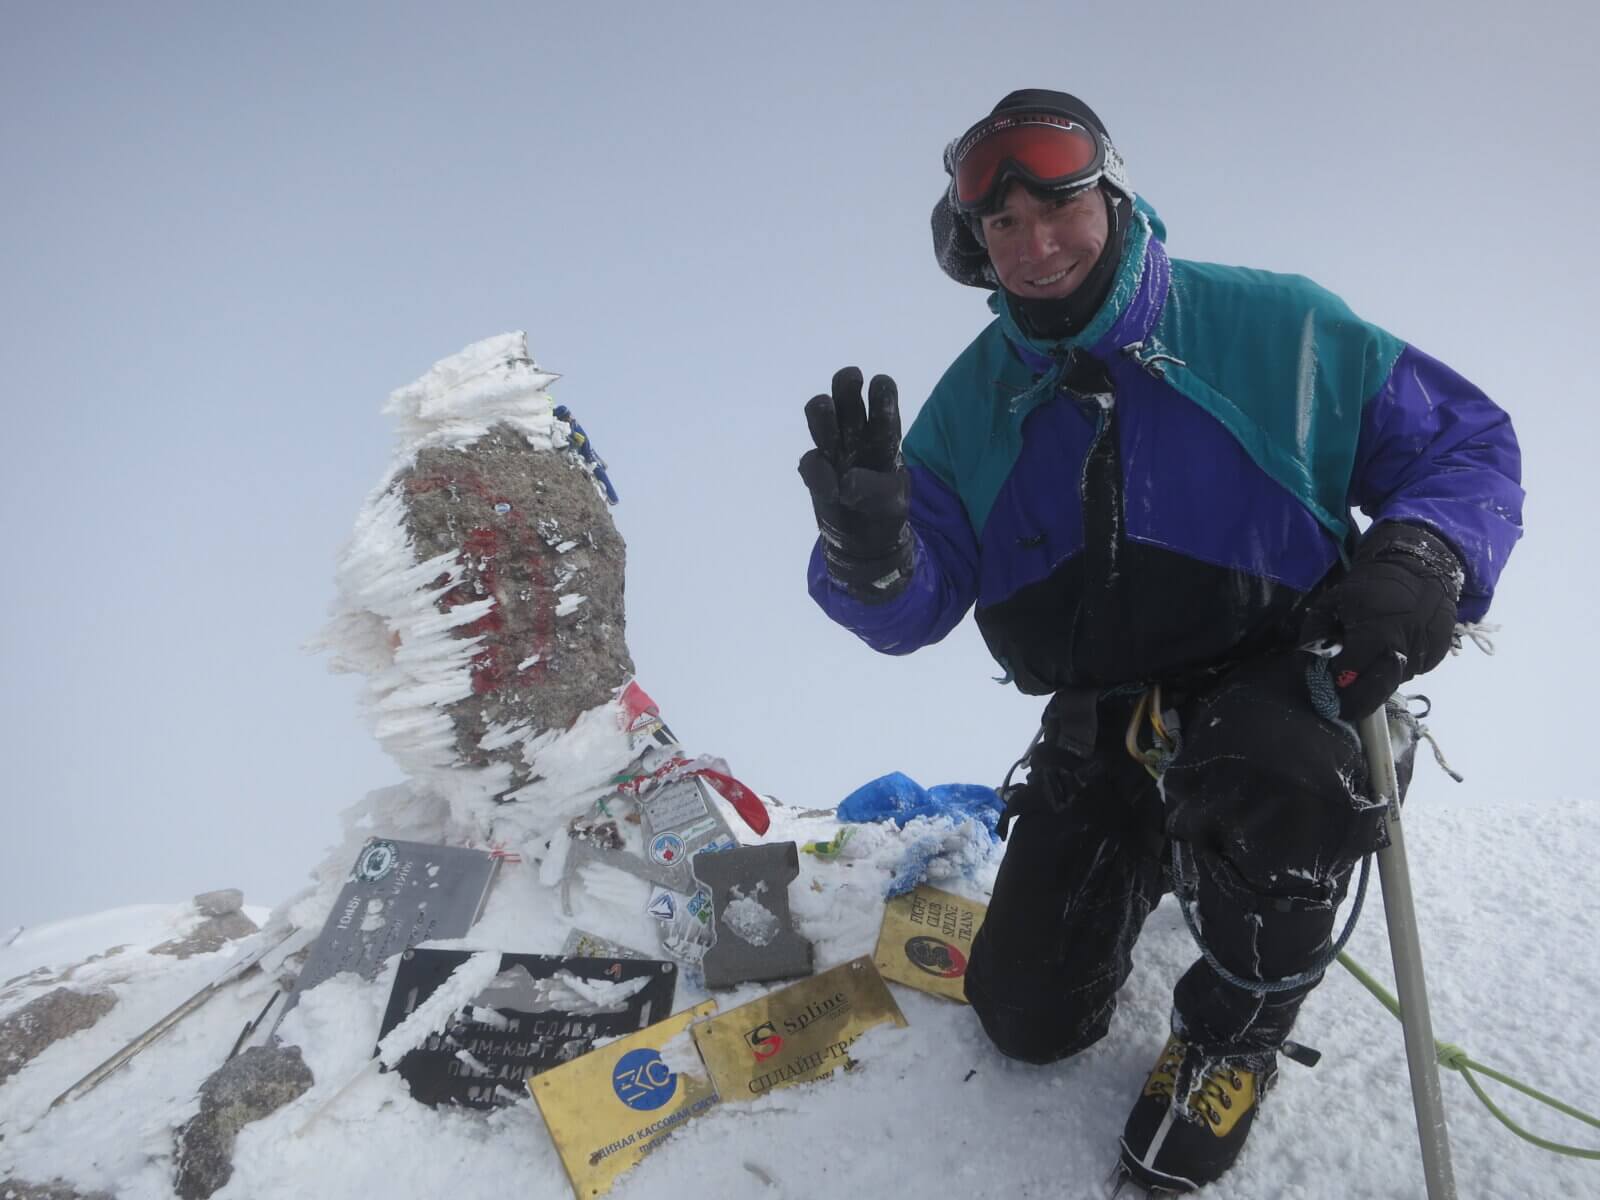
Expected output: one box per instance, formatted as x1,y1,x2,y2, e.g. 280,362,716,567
798,367,914,603
1301,521,1465,720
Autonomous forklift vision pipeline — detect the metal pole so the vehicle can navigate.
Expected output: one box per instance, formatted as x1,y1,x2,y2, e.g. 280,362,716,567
1359,708,1457,1200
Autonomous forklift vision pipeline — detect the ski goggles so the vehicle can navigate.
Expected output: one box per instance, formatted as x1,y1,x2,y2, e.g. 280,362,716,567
950,112,1105,213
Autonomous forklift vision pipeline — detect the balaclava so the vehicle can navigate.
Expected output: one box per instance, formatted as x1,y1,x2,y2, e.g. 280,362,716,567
932,90,1134,340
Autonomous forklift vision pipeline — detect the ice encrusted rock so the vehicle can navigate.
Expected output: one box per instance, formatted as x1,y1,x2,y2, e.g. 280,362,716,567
0,986,117,1084
315,333,633,807
173,1045,314,1200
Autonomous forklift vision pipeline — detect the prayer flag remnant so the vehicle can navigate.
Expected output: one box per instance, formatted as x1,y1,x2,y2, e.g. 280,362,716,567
690,956,906,1101
531,1002,719,1199
872,884,988,1003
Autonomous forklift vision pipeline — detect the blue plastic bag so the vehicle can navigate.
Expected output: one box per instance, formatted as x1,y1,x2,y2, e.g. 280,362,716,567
836,772,1004,839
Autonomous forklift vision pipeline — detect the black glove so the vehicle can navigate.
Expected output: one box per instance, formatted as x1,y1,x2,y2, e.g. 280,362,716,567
798,367,914,603
1301,521,1465,720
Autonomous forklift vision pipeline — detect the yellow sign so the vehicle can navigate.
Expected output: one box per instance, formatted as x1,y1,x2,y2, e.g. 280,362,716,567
873,884,988,1002
691,956,906,1100
531,1001,719,1199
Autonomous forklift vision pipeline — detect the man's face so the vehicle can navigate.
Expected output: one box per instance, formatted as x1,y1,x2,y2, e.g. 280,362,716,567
978,184,1109,300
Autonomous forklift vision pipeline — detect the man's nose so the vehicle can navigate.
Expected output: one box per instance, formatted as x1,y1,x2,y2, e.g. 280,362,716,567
1021,218,1057,260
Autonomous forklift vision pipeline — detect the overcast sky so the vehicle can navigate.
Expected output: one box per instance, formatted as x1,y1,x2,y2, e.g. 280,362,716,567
3,0,1596,929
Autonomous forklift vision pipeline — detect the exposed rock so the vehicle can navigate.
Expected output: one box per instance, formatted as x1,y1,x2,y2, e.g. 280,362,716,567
193,889,244,918
173,1044,313,1200
151,911,259,960
0,987,117,1084
0,1179,116,1200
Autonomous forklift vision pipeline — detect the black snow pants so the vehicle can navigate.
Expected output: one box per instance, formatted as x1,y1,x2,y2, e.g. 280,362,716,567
964,653,1395,1065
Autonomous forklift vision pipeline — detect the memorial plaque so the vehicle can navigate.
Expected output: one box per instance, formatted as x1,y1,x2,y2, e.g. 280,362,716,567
872,884,987,1003
532,1001,720,1199
690,956,906,1101
277,838,500,1029
377,949,678,1108
692,842,813,988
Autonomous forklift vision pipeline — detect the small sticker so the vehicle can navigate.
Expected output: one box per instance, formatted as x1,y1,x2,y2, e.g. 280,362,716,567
649,832,686,865
493,501,512,515
647,892,676,921
686,888,713,926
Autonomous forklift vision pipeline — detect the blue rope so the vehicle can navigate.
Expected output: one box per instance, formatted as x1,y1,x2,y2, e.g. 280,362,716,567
1166,654,1375,997
1171,840,1372,995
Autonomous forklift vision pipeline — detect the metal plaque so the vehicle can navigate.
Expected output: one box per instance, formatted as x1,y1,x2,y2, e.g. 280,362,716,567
277,839,500,1029
692,841,813,988
636,775,738,895
690,956,906,1101
531,1001,720,1199
872,884,987,1003
376,949,678,1109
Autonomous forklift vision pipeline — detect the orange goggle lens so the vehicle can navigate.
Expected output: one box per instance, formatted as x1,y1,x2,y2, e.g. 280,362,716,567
952,114,1103,211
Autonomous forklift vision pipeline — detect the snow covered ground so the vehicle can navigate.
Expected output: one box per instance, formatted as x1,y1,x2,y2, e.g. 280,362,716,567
2,776,1595,1199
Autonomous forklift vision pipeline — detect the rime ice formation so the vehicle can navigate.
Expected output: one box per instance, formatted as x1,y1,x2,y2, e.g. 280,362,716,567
314,333,636,826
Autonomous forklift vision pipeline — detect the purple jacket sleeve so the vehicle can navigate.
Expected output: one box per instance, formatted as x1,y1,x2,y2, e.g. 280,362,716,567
1351,344,1523,621
807,463,980,653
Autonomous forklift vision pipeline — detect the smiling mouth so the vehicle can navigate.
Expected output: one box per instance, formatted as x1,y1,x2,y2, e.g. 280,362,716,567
1028,267,1072,288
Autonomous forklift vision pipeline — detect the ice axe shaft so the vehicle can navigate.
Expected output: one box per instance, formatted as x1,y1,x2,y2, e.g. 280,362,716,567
48,929,294,1110
1360,707,1457,1200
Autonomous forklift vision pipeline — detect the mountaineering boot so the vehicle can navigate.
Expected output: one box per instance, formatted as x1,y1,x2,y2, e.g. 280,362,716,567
1117,1034,1277,1193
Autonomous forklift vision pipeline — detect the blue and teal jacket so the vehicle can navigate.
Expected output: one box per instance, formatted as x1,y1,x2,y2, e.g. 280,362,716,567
809,202,1523,695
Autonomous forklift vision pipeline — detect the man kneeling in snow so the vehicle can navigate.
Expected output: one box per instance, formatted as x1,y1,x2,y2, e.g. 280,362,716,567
798,88,1521,1193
